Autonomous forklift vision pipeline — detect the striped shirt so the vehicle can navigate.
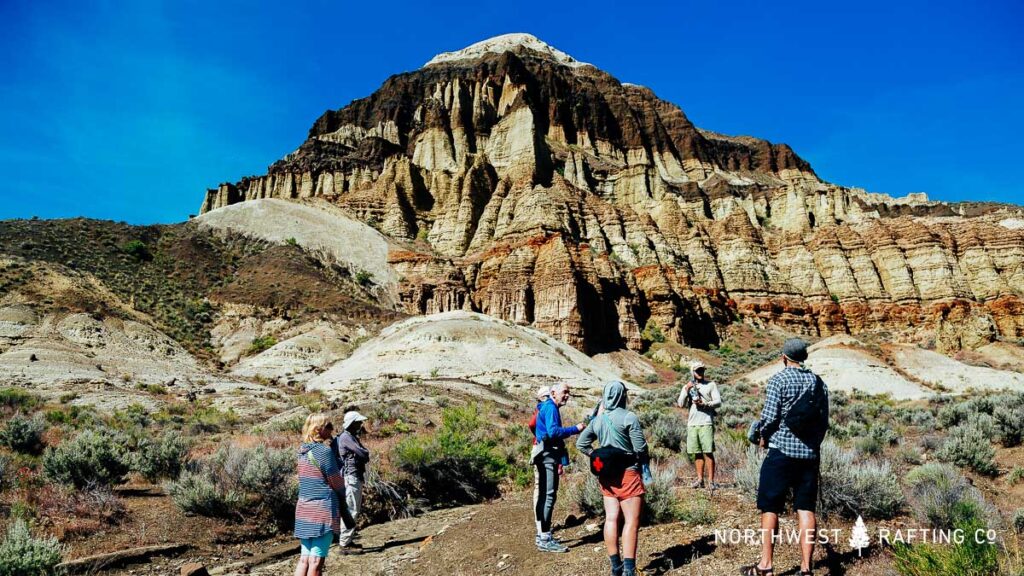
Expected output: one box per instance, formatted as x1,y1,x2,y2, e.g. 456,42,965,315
760,367,828,459
294,442,346,539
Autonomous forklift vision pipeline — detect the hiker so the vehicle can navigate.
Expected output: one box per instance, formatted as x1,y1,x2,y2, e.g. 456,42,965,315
528,385,551,442
742,339,829,576
677,360,722,489
333,410,370,551
294,413,354,576
533,382,586,553
577,381,650,576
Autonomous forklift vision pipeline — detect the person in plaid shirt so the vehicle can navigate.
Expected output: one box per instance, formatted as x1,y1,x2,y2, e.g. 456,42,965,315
743,338,829,576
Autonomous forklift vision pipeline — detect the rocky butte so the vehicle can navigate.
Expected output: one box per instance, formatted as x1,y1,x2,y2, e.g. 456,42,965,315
200,33,1024,355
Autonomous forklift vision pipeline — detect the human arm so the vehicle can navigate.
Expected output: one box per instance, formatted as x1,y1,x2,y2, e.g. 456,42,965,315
338,432,370,463
759,377,783,444
676,382,693,408
575,421,597,456
626,413,650,465
539,403,582,440
704,382,722,409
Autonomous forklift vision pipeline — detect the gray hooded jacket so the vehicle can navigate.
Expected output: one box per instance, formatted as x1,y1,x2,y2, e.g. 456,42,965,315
576,381,649,470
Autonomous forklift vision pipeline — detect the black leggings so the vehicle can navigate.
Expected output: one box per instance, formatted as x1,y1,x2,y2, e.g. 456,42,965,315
534,456,559,533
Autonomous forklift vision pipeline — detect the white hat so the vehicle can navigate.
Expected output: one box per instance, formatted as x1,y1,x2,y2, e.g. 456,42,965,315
343,411,368,430
535,386,551,400
690,360,706,374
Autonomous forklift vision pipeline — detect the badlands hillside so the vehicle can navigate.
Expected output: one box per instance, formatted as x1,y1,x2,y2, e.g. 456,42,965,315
1,33,1024,576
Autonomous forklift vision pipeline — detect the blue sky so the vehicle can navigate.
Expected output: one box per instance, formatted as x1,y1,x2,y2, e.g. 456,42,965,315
1,0,1020,224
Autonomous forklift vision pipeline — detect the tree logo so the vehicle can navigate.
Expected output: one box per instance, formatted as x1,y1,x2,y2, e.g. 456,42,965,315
849,515,870,556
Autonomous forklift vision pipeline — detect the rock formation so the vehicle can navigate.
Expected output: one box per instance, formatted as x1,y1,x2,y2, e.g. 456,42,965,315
200,33,1024,354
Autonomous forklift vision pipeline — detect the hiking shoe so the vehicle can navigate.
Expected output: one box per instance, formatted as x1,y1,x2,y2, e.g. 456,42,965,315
690,479,704,489
536,537,569,553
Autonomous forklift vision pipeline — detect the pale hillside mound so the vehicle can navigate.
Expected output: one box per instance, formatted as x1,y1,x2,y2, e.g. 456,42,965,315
742,336,932,399
231,322,359,384
307,311,626,396
742,335,1024,398
0,306,284,415
889,345,1024,392
195,198,399,304
975,341,1024,372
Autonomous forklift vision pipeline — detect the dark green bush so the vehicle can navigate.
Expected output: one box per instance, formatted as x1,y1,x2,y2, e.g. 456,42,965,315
393,404,508,505
0,415,45,454
43,428,131,488
120,239,151,260
247,335,277,355
737,441,903,520
0,388,38,412
167,442,296,529
936,424,998,476
892,501,998,576
904,463,995,530
0,519,64,576
133,430,189,482
1014,509,1024,535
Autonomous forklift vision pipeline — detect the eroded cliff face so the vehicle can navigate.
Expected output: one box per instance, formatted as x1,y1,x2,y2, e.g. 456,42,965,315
200,34,1024,354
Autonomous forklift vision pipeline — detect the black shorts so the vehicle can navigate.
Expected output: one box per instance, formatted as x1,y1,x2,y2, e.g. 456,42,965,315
756,448,820,514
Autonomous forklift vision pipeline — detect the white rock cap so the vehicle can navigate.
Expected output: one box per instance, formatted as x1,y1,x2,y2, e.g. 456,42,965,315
425,33,592,69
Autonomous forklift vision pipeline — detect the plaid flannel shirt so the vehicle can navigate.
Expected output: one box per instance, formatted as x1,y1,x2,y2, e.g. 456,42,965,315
760,367,827,459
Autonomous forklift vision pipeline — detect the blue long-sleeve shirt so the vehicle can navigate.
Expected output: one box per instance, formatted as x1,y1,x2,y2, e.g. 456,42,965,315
534,399,579,460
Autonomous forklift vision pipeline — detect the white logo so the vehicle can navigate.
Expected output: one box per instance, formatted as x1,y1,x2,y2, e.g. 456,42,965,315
849,515,870,556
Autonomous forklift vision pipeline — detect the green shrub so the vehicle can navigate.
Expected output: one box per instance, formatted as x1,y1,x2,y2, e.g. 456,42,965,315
133,430,189,482
120,239,151,260
0,388,38,412
640,320,665,344
904,463,995,530
642,464,685,525
568,472,603,518
0,454,9,492
892,501,998,576
937,424,998,476
167,442,296,529
393,404,508,505
1008,466,1024,486
0,519,65,576
0,415,45,454
993,404,1024,447
354,270,373,286
737,441,903,519
639,410,686,453
1013,509,1024,535
247,335,277,355
855,424,898,456
43,428,131,488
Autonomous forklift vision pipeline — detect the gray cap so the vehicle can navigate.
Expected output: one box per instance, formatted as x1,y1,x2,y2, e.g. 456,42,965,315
782,338,809,362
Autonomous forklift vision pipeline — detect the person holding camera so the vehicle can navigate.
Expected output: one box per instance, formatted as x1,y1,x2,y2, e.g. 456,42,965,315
677,360,721,489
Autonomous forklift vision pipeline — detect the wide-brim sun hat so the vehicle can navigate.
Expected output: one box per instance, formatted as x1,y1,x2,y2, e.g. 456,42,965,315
343,411,368,430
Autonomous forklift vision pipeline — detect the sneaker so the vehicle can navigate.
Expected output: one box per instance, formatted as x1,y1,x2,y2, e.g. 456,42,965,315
536,536,569,553
690,479,704,489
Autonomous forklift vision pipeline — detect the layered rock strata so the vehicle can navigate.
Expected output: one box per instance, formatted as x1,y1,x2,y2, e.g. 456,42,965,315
200,34,1024,353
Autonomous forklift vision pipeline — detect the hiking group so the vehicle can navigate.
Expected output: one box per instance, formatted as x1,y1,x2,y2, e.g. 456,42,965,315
529,338,830,576
290,338,830,576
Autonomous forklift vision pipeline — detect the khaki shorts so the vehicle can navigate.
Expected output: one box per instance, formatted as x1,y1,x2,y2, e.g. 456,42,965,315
687,425,714,455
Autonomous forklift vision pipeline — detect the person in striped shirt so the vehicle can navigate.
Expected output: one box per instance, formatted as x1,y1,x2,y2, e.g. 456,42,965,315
294,413,354,576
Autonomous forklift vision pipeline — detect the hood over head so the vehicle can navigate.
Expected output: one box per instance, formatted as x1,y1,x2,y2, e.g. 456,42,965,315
603,380,628,411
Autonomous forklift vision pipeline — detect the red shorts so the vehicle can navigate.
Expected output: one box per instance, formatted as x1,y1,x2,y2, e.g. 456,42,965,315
599,468,646,500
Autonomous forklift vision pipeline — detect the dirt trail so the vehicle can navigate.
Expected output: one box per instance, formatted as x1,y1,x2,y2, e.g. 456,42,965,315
231,486,881,576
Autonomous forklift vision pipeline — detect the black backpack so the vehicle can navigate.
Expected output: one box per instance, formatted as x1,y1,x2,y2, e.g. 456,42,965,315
784,375,829,448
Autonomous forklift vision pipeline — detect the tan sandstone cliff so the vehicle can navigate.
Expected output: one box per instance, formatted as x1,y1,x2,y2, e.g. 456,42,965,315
199,34,1024,354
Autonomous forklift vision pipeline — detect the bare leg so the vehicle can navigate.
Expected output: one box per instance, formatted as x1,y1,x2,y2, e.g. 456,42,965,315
759,512,778,570
306,556,323,576
620,496,643,559
694,455,704,482
603,496,622,556
294,556,308,576
797,510,816,571
706,454,716,484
